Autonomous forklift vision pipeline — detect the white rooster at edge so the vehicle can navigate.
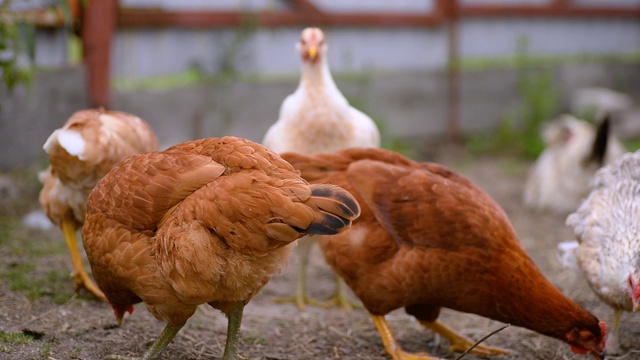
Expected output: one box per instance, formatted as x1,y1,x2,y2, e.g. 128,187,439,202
565,150,640,354
262,27,380,311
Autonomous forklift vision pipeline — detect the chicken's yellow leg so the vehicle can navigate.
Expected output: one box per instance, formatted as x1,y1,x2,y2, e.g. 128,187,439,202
222,302,245,360
61,220,106,301
106,322,185,360
275,236,326,310
419,320,511,355
607,309,622,354
320,275,362,312
370,314,440,360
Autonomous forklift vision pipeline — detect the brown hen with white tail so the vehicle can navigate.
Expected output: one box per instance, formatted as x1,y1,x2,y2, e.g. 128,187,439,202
39,108,159,301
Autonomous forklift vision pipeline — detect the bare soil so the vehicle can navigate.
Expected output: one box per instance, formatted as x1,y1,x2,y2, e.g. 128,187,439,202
1,142,639,360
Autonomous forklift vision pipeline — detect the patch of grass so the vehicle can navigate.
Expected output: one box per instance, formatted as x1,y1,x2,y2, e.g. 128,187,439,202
0,331,35,345
0,215,66,256
0,217,76,304
0,330,40,354
69,345,81,359
623,138,640,153
460,50,640,72
3,262,38,294
113,66,213,92
38,340,55,359
466,36,560,159
2,263,74,304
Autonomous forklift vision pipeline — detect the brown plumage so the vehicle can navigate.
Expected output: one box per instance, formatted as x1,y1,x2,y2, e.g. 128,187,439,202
82,136,360,359
282,148,607,360
39,108,159,301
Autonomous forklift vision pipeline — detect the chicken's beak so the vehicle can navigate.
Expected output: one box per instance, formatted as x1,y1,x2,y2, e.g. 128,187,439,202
592,350,605,360
307,46,318,60
115,312,125,326
633,299,640,313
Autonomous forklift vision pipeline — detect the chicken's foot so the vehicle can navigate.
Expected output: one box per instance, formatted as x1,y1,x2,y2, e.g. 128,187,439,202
274,236,322,310
370,313,441,360
221,301,245,360
105,322,185,360
420,320,511,356
61,220,106,302
275,237,360,311
318,275,363,312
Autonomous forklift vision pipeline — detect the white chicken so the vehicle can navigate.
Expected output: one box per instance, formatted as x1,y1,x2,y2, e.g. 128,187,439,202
523,114,625,214
566,150,640,354
262,27,380,310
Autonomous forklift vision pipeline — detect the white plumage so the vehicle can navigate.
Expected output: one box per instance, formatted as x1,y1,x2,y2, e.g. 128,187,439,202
523,114,625,214
263,27,380,154
566,150,640,354
262,27,380,310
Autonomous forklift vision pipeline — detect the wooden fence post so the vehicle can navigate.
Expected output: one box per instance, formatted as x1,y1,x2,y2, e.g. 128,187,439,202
81,0,117,108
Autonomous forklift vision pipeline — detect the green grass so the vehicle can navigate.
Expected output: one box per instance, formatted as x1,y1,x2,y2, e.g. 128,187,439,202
623,138,640,153
0,331,35,345
0,216,80,304
0,331,36,354
460,50,640,72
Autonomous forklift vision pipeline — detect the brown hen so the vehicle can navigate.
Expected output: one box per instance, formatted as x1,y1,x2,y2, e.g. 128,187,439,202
82,136,360,360
282,148,607,360
39,108,159,301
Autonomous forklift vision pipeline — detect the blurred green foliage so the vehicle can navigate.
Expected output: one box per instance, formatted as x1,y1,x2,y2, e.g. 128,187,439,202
467,36,560,158
0,0,75,92
0,1,36,92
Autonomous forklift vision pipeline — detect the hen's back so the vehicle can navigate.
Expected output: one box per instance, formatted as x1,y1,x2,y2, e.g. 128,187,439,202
39,108,159,226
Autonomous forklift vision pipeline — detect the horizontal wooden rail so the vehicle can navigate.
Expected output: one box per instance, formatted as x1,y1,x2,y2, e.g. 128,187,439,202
461,5,640,18
116,3,640,29
117,9,443,29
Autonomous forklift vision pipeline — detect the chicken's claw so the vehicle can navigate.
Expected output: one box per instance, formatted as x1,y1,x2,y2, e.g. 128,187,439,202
370,314,441,360
421,320,511,356
316,276,363,312
62,220,107,302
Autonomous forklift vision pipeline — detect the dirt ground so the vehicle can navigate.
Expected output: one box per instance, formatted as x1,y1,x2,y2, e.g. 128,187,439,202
1,142,639,360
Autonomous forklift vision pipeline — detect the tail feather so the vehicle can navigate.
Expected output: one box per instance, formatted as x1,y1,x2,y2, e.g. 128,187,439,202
585,114,610,167
303,184,360,235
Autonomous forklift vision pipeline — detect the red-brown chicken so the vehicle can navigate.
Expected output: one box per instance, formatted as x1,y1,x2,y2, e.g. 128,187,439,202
282,148,607,360
82,136,360,359
39,108,159,301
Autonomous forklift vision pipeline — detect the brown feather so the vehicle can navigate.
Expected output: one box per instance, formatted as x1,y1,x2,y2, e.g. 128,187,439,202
82,136,360,327
40,108,159,227
281,147,605,356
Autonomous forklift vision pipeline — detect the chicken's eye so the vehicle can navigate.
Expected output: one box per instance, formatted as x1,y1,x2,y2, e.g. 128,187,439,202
579,331,595,343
